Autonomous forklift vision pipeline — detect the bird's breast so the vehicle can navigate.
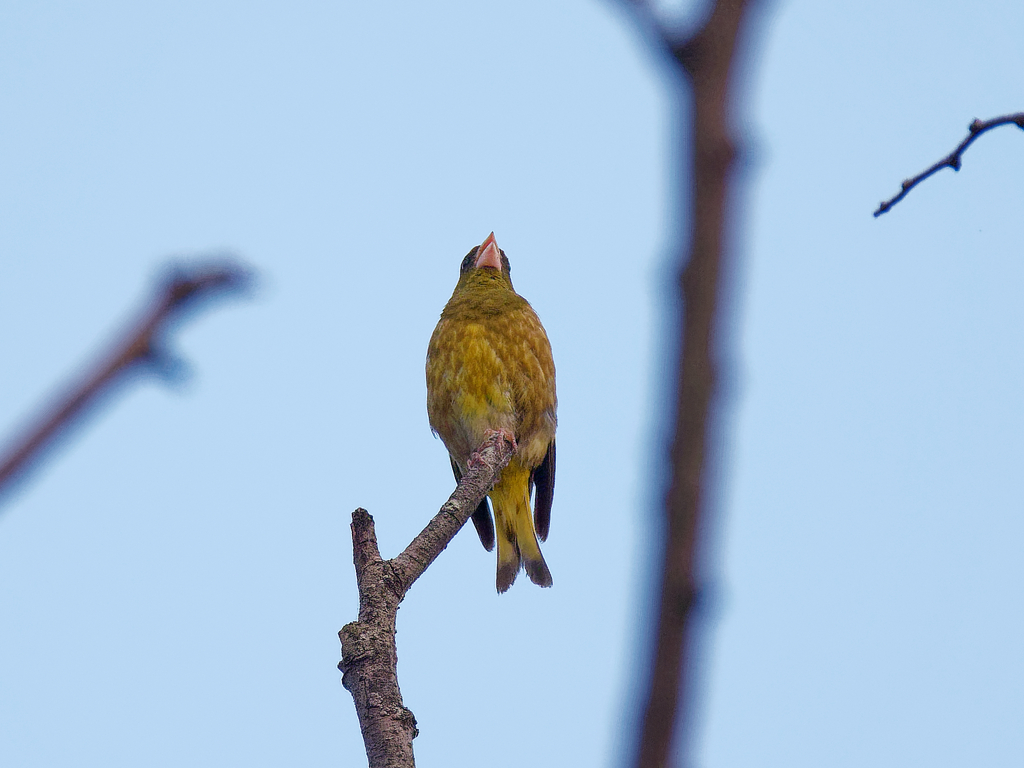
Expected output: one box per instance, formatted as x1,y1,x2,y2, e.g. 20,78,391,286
426,309,555,467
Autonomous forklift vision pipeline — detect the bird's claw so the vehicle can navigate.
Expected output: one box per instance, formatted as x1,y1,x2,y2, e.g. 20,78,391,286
469,429,517,468
485,428,517,451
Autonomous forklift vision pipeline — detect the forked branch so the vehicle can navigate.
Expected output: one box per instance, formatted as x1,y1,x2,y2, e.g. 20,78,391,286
874,112,1024,216
339,431,514,768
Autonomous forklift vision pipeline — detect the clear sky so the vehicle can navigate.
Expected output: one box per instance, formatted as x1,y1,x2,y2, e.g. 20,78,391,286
1,1,1022,766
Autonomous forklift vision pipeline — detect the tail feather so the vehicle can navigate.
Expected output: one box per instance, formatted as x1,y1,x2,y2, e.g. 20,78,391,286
514,504,552,588
491,462,553,592
495,517,520,593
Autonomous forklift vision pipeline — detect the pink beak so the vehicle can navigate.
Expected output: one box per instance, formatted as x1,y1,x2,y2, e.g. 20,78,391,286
474,232,503,271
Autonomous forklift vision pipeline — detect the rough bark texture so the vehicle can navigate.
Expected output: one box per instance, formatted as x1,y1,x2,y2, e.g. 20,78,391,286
339,511,416,768
0,259,252,507
626,2,757,766
339,431,514,768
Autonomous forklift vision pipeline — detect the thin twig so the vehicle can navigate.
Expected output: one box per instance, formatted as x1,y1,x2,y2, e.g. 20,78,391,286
874,112,1024,217
620,1,756,766
339,431,514,768
0,258,253,506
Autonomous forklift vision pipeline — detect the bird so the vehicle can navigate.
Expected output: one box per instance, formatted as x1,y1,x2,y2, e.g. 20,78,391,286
426,232,557,593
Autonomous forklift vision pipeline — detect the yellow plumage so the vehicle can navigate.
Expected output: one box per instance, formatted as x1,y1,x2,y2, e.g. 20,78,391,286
426,233,557,592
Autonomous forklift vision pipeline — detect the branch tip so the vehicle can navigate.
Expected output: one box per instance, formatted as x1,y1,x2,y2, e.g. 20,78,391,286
350,507,383,578
875,112,1024,216
0,254,255,504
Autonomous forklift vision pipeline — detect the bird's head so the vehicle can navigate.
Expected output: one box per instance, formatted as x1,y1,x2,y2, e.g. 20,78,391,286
455,232,515,294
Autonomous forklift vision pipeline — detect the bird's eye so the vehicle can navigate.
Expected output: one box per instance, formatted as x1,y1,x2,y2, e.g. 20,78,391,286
460,247,479,274
500,249,511,276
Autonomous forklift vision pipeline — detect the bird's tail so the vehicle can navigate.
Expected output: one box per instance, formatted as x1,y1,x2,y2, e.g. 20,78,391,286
491,463,553,593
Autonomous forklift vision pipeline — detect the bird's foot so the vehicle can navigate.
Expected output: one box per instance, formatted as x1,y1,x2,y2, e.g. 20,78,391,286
484,428,517,452
469,429,517,468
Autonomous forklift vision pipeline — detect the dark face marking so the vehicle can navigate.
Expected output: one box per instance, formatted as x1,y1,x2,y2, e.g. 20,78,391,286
460,246,479,274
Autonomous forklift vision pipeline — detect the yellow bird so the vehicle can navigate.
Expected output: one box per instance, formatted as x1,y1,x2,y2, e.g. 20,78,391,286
426,232,557,593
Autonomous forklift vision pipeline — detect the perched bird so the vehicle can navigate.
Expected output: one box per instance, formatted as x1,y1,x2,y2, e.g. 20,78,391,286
426,232,557,593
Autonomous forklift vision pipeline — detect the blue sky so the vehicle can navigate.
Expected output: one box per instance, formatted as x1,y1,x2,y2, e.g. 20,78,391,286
1,1,1022,766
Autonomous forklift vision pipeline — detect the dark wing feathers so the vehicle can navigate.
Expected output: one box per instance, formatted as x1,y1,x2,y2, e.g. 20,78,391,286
450,456,495,552
531,440,555,541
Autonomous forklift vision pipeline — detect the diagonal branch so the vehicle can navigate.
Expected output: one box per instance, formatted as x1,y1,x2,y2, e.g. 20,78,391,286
621,1,757,766
0,258,253,508
339,430,514,768
874,112,1024,216
390,433,514,591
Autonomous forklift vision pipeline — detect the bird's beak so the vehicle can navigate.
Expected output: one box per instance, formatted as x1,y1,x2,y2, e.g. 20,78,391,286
474,232,503,271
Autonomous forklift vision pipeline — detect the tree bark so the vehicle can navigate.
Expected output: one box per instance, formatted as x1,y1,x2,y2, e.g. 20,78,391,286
339,431,514,768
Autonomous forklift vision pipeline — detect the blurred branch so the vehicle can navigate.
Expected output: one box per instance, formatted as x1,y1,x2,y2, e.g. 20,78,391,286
339,431,514,768
622,1,757,766
874,112,1024,217
0,258,253,506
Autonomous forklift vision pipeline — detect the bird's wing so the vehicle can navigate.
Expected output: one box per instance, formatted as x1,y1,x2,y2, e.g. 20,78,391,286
450,456,495,552
531,439,555,541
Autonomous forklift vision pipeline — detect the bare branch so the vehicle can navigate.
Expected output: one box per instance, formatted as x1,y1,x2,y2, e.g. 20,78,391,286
623,1,758,767
874,112,1024,217
339,431,514,768
0,257,253,506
